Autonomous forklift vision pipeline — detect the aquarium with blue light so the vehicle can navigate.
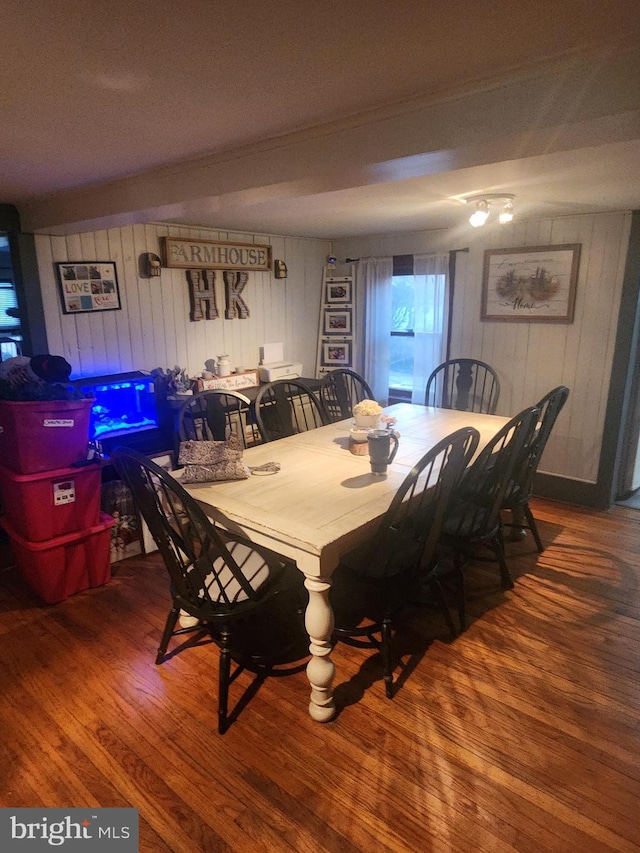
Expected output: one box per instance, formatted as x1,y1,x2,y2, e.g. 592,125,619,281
71,371,163,453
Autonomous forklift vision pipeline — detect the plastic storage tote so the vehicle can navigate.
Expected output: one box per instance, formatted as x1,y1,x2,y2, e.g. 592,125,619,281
1,512,115,604
0,461,102,541
0,398,92,474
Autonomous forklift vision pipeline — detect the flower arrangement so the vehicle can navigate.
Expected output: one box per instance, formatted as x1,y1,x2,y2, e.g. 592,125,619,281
352,399,383,418
352,398,383,429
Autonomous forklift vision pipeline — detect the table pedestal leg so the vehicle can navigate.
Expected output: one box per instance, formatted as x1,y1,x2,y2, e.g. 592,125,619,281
304,575,336,722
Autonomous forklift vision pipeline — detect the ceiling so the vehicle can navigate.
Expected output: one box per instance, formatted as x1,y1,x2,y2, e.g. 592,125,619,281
4,0,640,238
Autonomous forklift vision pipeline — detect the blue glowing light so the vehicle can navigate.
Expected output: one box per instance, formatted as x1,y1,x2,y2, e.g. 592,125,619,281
81,375,158,439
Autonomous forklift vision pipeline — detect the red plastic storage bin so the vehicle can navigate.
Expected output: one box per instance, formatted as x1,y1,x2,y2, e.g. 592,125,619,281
1,512,115,604
0,398,92,474
0,461,102,541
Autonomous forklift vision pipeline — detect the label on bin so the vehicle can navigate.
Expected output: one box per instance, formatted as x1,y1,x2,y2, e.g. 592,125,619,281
53,479,76,505
43,418,75,427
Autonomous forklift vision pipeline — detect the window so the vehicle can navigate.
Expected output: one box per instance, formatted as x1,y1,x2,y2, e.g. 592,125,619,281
390,275,415,396
0,233,21,352
0,283,20,332
389,254,448,403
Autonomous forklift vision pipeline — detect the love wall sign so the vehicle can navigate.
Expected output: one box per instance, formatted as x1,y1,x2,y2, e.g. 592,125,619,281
56,262,121,314
162,237,273,322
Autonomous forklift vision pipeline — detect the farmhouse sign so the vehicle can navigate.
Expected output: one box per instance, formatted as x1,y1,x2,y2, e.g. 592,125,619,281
162,237,272,271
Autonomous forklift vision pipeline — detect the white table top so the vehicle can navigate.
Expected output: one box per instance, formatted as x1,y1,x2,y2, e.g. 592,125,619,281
183,403,510,577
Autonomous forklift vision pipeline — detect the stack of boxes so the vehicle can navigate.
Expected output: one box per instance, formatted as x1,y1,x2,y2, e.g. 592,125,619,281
0,398,114,603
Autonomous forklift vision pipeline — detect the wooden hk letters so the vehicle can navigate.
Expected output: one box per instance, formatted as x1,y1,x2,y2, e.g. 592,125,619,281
187,269,250,321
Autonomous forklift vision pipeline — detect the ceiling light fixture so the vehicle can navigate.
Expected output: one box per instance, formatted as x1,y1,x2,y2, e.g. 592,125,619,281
499,201,514,224
465,193,515,227
469,199,489,228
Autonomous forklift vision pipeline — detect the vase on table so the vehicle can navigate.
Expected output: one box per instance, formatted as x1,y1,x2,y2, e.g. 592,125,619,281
353,412,380,429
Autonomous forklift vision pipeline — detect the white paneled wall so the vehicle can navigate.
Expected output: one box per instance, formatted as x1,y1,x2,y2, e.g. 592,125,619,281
336,212,633,485
33,212,633,485
35,224,330,381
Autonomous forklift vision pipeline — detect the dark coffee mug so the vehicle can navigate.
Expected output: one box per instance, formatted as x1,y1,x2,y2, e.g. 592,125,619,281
367,429,399,475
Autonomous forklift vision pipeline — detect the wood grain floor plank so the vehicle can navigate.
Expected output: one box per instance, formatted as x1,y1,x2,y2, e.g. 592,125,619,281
2,497,640,852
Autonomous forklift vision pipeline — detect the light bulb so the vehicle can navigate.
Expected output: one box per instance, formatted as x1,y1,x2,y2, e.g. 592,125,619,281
499,202,514,224
469,201,489,227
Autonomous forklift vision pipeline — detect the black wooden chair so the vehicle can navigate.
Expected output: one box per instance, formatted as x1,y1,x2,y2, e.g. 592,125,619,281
438,405,540,628
177,390,261,448
501,386,570,551
254,379,326,442
425,358,500,414
319,368,374,423
330,426,480,698
110,446,306,734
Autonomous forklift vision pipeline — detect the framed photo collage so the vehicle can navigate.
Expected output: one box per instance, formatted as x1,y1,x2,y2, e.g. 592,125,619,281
318,273,355,373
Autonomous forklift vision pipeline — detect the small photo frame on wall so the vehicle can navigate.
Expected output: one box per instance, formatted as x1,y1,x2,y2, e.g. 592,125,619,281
326,281,352,304
56,261,122,314
323,308,352,335
322,341,351,366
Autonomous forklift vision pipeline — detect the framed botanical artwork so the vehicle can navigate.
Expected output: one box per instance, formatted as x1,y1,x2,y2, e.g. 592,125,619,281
321,341,351,366
326,280,352,304
323,308,352,335
56,261,122,314
481,244,581,323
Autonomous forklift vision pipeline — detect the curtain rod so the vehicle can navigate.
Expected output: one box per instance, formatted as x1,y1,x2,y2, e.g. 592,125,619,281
344,248,469,263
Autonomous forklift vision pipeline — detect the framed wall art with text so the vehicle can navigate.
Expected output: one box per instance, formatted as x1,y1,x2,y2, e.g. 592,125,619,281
56,262,122,315
481,244,581,323
162,237,272,271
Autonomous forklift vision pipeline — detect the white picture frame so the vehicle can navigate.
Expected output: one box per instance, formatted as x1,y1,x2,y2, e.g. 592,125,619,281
323,309,352,335
321,341,351,366
326,281,352,304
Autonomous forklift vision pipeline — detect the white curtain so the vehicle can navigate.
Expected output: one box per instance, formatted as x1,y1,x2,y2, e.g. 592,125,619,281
411,253,449,405
361,256,393,405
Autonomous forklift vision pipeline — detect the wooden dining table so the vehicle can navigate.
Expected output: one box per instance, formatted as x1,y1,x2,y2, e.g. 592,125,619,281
181,402,510,722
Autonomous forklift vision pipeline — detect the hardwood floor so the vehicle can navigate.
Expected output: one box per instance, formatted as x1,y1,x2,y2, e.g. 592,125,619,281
1,498,639,852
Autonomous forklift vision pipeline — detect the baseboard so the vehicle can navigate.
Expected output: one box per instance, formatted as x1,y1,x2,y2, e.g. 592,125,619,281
533,473,609,510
